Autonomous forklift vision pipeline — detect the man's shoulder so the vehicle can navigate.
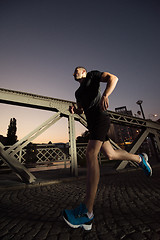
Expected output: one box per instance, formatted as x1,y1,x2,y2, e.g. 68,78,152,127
87,70,101,75
87,70,103,80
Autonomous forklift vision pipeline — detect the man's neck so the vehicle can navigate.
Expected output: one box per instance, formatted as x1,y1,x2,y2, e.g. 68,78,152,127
79,78,86,84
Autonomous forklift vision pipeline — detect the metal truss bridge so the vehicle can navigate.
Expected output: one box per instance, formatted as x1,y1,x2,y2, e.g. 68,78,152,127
0,88,160,183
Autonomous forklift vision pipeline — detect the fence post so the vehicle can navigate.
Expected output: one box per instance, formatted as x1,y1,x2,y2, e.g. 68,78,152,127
68,115,78,176
19,148,22,163
64,154,66,168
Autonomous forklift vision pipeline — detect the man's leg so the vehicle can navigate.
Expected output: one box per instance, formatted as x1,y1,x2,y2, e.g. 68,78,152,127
101,140,141,163
63,139,102,230
84,140,103,213
101,140,152,176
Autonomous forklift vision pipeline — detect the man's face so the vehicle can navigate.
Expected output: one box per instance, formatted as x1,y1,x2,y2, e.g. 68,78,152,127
73,68,84,81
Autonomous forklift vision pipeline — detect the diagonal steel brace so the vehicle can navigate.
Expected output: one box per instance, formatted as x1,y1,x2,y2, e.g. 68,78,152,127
0,143,36,183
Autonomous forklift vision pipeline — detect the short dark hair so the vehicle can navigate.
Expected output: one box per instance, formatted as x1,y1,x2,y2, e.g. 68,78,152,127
75,66,87,72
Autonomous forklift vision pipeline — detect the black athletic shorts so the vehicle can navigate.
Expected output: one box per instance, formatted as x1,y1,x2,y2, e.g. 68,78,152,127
85,108,110,142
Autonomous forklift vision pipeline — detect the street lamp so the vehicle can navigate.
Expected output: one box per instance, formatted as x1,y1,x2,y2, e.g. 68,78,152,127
136,100,145,119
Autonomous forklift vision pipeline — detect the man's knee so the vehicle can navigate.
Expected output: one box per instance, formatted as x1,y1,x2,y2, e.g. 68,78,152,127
105,151,115,161
101,141,117,161
86,149,98,161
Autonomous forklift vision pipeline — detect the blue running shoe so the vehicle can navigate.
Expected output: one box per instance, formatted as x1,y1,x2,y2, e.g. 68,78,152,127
63,203,93,230
139,153,152,177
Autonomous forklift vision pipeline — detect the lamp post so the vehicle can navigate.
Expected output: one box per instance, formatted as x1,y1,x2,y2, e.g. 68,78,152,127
136,100,145,119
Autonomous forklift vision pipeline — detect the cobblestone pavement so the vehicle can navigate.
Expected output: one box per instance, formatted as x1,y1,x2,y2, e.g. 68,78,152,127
0,166,160,240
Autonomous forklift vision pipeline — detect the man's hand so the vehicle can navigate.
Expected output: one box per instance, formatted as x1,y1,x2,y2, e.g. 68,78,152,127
69,104,76,114
69,103,84,114
100,95,109,111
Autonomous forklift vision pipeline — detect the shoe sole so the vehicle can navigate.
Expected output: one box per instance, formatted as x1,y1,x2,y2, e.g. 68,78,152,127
63,216,92,230
141,153,152,177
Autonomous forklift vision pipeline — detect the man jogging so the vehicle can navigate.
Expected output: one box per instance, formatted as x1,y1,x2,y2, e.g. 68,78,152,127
63,67,152,231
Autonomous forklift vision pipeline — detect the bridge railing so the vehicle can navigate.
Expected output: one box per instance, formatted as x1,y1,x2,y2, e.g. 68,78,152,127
0,145,70,169
0,143,108,169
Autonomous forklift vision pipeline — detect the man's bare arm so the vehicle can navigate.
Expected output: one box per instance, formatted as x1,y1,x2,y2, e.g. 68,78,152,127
100,72,118,111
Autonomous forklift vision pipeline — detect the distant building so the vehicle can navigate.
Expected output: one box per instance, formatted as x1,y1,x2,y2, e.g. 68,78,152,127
114,106,138,148
157,119,160,124
54,143,67,148
115,106,133,116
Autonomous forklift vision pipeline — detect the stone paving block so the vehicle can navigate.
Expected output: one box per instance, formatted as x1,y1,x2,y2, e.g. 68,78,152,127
117,218,131,227
135,224,151,233
98,233,116,240
3,219,20,232
111,228,126,239
129,218,143,226
46,235,58,240
0,218,12,230
8,234,25,240
70,236,83,240
148,222,160,232
59,232,70,240
83,231,99,240
33,228,50,240
0,229,9,238
144,231,160,240
16,223,33,235
49,224,63,235
20,224,44,239
2,233,15,240
98,232,117,240
130,231,149,240
121,225,135,236
69,228,85,240
9,220,27,234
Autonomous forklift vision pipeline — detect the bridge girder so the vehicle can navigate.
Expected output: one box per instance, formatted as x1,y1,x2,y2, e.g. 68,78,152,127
0,88,160,181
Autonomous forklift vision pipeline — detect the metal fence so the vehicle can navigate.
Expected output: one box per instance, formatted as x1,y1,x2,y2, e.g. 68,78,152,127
0,145,70,169
0,143,108,169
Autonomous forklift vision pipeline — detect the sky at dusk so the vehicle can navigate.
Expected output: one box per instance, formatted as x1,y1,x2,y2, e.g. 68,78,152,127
0,0,160,143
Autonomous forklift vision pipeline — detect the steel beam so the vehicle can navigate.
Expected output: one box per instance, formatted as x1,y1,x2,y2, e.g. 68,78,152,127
6,112,62,157
68,115,78,176
1,88,160,130
0,143,36,183
0,88,72,113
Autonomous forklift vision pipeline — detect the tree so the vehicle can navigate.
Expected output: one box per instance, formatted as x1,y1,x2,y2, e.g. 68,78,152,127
6,118,17,145
76,130,90,143
25,143,37,166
